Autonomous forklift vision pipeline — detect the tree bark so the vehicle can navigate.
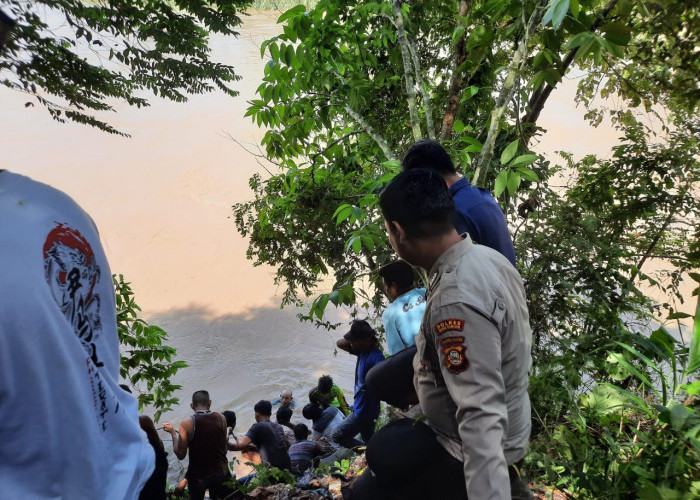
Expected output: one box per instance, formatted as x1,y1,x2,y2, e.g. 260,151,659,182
344,104,396,160
393,0,422,141
440,0,470,142
473,3,545,187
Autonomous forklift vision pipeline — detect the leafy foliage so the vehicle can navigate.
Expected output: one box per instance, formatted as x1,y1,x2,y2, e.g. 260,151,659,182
234,1,700,497
230,462,297,494
0,0,252,135
114,274,187,422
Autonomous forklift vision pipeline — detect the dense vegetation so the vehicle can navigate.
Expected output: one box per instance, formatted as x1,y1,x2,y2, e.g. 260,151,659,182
234,1,700,497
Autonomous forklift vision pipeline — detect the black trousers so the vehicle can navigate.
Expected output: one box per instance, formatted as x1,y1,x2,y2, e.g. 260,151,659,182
187,471,237,500
343,419,532,500
365,346,418,409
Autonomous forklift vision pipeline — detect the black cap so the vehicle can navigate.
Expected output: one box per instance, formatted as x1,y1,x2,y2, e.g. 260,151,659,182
343,319,376,341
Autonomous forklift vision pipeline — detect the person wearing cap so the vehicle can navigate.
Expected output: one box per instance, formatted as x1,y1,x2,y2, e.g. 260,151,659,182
332,320,385,449
343,169,532,500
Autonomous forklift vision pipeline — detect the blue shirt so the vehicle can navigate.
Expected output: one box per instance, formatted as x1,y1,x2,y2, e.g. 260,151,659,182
352,347,384,421
382,288,426,355
450,178,517,266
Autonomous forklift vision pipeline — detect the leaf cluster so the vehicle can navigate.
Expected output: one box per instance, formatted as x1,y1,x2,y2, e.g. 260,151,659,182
0,0,252,135
114,274,187,421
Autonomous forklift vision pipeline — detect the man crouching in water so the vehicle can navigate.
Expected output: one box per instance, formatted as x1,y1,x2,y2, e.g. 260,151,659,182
344,169,533,499
163,390,234,500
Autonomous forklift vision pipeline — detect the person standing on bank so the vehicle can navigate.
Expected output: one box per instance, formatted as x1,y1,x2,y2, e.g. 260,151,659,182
378,260,426,355
402,139,517,266
344,169,532,500
332,320,385,449
162,391,234,500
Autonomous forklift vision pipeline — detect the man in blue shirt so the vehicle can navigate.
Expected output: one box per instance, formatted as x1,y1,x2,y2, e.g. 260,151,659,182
402,139,517,266
332,320,385,449
378,260,426,355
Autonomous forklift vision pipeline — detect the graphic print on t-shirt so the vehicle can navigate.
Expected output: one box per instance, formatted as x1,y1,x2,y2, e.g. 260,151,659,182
43,222,114,430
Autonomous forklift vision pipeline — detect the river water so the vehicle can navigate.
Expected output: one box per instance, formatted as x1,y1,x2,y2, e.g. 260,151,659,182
0,9,692,483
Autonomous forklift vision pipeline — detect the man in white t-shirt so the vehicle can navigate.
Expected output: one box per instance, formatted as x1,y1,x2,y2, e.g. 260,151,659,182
0,171,154,499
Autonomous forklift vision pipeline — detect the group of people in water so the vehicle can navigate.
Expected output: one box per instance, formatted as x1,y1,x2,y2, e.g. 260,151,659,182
3,138,534,499
157,366,375,500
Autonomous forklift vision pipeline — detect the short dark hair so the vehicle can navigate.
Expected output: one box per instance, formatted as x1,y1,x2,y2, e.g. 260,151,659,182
302,403,322,422
192,390,210,406
401,140,456,175
379,169,456,238
293,423,309,441
223,410,237,429
254,399,272,416
276,406,293,424
317,375,333,394
378,260,415,290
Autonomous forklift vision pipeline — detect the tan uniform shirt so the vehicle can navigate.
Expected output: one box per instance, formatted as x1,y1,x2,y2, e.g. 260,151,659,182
413,236,532,500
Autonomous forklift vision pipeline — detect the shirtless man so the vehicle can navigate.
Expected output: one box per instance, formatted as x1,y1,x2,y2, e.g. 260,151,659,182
163,391,233,500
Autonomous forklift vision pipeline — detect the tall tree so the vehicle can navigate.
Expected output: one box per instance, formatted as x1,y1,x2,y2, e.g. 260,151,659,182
0,0,252,135
235,0,698,389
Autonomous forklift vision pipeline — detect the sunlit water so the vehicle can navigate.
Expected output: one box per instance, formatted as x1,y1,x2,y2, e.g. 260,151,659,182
1,9,693,484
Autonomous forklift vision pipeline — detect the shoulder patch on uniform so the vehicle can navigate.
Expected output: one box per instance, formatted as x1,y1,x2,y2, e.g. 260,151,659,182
440,336,469,374
434,318,465,336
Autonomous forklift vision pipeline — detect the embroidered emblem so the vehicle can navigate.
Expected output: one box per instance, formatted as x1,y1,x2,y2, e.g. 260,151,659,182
434,318,465,336
440,336,469,374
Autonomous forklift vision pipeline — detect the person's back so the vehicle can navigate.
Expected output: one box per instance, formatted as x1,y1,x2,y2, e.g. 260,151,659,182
402,139,516,266
288,424,323,476
187,412,229,482
309,376,350,416
246,420,292,470
0,171,154,499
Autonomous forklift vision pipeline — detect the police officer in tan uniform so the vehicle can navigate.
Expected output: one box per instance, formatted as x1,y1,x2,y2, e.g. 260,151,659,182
344,169,532,500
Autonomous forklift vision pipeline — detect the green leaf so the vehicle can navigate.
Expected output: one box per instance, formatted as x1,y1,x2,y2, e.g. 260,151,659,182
600,22,632,46
519,167,540,182
333,204,353,224
500,139,519,165
570,0,580,18
565,32,595,50
494,170,508,197
509,154,538,168
466,26,494,50
543,0,570,30
277,5,306,24
669,404,690,431
453,119,465,134
506,172,521,196
452,26,465,48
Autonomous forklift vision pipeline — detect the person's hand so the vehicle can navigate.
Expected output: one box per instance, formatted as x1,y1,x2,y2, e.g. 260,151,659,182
162,422,175,433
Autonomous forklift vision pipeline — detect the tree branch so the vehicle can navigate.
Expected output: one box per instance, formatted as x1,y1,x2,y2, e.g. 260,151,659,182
440,0,470,141
521,0,619,144
392,0,422,140
344,104,396,160
473,2,545,187
407,39,435,140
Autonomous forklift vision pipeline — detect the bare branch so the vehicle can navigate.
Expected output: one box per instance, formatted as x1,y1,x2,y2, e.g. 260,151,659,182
392,0,422,141
440,0,470,141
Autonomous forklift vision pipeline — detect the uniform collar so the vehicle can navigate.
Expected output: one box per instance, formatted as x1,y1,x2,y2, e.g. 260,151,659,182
427,235,473,291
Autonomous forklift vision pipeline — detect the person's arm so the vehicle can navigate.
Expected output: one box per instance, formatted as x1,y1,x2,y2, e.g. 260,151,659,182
432,304,510,500
229,423,257,452
336,338,356,354
139,415,164,451
163,418,192,460
332,386,351,417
